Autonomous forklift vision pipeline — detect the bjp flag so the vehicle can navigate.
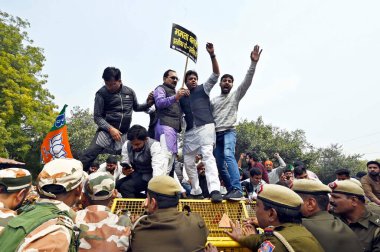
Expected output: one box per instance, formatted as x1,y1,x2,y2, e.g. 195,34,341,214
40,105,73,164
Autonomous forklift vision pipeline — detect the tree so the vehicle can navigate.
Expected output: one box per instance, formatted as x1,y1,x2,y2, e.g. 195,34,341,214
67,106,97,157
236,117,317,167
235,117,365,183
316,144,366,183
66,106,108,164
0,11,57,174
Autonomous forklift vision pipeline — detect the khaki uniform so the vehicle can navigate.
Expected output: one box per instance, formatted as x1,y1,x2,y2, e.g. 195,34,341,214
367,202,380,215
238,223,324,252
75,205,131,251
302,211,361,251
343,210,380,252
0,202,16,234
131,207,208,252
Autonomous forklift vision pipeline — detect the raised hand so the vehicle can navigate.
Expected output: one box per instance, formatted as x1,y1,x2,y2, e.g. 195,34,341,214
251,45,262,62
206,42,215,55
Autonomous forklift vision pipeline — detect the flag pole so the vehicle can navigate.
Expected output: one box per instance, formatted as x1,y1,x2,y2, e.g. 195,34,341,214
181,56,189,89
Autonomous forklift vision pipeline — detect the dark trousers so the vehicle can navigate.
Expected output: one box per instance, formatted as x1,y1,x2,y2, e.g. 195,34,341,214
116,172,151,198
80,131,120,171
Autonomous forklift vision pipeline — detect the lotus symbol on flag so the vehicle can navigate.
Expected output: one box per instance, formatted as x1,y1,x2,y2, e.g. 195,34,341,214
49,132,67,158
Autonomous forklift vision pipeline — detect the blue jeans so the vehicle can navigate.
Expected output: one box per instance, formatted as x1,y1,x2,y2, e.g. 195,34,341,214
213,129,242,192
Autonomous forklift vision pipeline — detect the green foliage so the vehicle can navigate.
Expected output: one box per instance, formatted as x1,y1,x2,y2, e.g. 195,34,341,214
316,144,366,183
236,117,365,183
0,11,57,177
66,106,108,164
236,117,316,166
67,106,97,156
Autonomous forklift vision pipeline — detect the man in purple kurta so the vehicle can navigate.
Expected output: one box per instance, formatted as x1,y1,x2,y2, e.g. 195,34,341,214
153,70,187,174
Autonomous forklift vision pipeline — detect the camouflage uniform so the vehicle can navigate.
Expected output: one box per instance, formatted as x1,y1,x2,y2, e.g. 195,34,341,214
0,158,85,252
16,198,77,251
0,202,16,233
75,172,131,251
0,168,32,233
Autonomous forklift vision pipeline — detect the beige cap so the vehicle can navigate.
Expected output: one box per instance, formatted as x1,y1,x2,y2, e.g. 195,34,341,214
148,175,181,196
329,180,365,197
85,172,115,200
292,179,331,194
258,184,303,209
37,158,86,198
0,168,32,193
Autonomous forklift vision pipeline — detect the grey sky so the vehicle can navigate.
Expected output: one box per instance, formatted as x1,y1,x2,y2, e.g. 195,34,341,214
2,0,380,159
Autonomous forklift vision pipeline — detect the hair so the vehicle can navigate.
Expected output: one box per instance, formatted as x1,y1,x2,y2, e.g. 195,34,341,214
367,161,380,168
294,166,307,177
262,200,302,224
247,152,260,162
298,192,330,210
148,190,179,209
90,162,100,168
41,184,67,195
335,168,350,176
163,69,176,78
102,67,121,81
127,125,148,141
221,74,234,83
250,167,262,177
185,70,198,82
293,160,304,168
106,155,118,164
0,185,10,194
356,171,367,179
344,194,366,204
276,180,292,188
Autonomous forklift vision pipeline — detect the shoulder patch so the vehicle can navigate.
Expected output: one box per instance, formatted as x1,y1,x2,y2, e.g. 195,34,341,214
259,240,275,252
370,215,380,227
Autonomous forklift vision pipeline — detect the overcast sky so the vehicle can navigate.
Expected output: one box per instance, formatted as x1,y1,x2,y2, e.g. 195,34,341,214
2,0,380,159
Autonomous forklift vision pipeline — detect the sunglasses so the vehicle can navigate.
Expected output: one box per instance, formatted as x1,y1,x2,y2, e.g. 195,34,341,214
169,76,178,81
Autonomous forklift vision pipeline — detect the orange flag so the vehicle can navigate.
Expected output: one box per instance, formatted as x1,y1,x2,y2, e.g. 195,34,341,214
40,105,73,164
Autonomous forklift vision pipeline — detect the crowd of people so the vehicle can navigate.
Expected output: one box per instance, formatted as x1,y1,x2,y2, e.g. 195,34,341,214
2,42,380,251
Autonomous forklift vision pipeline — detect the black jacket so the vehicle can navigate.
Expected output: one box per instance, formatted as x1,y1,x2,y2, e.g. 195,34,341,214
94,85,149,134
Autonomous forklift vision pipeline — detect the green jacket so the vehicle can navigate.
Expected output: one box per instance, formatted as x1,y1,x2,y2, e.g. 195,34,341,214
238,223,324,252
343,210,380,252
302,211,361,252
0,202,77,252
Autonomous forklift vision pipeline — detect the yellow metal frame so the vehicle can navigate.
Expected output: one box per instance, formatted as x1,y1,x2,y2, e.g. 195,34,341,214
111,198,256,251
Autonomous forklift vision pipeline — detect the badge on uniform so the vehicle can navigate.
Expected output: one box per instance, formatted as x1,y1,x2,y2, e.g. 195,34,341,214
258,240,275,252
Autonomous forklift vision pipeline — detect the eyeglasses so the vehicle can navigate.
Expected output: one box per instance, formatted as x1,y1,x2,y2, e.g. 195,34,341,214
169,76,178,81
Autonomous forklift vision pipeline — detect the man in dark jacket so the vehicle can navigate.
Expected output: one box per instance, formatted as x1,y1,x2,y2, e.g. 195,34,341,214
179,43,223,203
80,67,153,171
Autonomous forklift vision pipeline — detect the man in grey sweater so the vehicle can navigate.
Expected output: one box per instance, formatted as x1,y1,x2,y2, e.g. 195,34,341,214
211,45,262,200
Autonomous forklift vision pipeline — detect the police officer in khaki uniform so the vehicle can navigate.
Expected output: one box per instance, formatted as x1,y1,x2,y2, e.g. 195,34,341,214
131,175,208,252
226,184,324,252
292,179,361,251
329,180,380,252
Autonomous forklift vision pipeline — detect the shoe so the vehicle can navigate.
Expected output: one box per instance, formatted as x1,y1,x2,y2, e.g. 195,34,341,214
223,189,243,201
189,194,204,199
210,190,223,203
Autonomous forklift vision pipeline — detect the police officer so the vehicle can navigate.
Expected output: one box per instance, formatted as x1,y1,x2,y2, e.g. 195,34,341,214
76,172,131,251
0,158,86,251
0,168,32,233
226,184,324,251
330,180,380,252
292,179,362,251
131,175,208,252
